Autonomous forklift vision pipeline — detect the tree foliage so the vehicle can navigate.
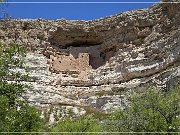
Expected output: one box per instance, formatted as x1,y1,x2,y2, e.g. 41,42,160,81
0,42,42,132
51,86,180,133
51,115,103,134
104,86,180,132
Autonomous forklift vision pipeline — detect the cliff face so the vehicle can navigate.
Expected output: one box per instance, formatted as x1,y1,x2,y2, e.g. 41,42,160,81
0,2,180,122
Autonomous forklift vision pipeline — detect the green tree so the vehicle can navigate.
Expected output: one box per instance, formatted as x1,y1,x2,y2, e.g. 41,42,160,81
105,86,180,133
0,42,42,132
51,115,103,135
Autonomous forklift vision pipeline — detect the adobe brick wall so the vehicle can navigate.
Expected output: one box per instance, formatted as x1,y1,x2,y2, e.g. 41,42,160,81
49,50,91,82
48,44,105,82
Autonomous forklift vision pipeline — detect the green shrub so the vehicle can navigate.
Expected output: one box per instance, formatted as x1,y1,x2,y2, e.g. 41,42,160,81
104,86,180,132
51,115,103,134
0,42,42,132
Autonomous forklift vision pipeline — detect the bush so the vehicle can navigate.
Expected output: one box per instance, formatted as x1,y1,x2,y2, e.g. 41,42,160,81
51,115,103,134
0,42,42,132
104,86,180,132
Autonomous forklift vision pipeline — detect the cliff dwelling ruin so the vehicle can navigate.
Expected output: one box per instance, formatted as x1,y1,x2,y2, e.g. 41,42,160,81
44,26,108,84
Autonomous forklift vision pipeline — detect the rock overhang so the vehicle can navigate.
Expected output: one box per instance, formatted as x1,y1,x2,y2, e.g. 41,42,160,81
49,26,103,47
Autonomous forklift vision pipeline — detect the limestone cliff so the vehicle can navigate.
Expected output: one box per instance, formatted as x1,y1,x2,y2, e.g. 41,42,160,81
0,1,179,122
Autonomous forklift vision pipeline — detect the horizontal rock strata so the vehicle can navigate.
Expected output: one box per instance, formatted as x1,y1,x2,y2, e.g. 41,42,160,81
0,1,179,117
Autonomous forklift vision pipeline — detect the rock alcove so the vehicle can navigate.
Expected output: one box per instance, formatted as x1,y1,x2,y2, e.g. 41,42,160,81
44,26,115,83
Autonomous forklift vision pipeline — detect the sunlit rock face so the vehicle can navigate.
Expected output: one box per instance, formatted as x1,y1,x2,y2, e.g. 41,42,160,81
0,1,179,119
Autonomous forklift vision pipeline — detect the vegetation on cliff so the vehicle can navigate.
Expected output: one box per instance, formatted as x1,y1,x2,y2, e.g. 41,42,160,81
105,86,180,132
51,86,180,133
0,42,42,132
51,115,103,134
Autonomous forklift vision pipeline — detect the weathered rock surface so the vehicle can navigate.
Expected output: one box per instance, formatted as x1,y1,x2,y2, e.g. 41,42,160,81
49,26,103,46
0,1,180,123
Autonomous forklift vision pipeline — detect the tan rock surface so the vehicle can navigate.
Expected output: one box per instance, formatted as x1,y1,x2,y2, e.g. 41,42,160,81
0,1,179,117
